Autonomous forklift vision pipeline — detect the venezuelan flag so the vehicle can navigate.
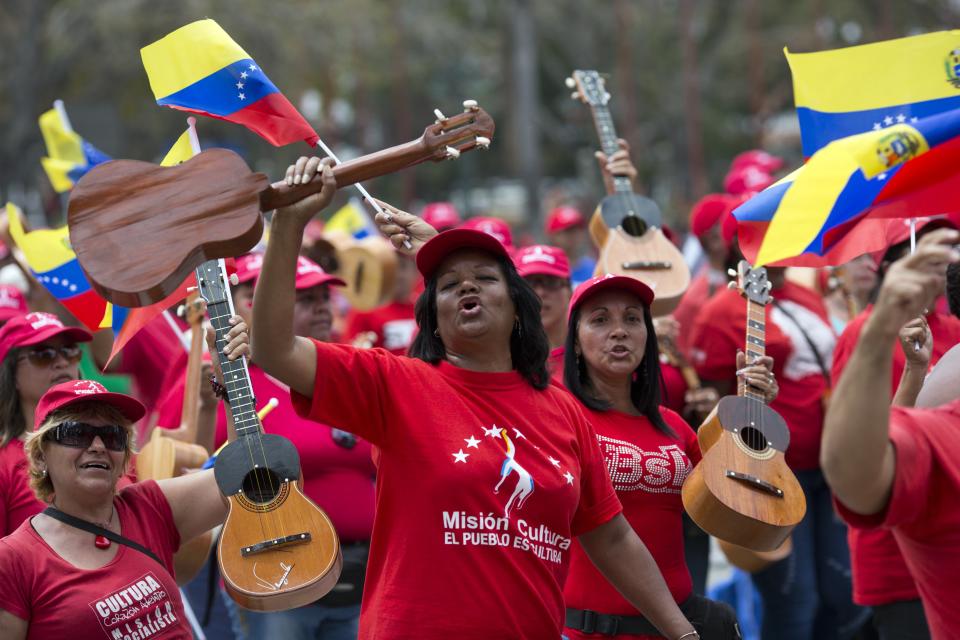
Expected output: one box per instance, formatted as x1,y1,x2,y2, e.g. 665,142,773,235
38,109,111,192
141,20,319,147
789,30,960,157
325,199,376,239
735,108,960,266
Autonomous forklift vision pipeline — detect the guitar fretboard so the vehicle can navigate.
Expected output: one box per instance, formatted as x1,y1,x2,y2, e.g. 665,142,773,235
589,103,634,195
740,299,767,403
194,261,260,439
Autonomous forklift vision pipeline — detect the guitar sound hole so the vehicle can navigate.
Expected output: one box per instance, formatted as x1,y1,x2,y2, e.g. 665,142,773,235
621,215,648,237
242,468,282,504
739,426,769,453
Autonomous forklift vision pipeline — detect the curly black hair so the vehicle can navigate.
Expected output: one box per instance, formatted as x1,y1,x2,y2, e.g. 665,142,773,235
563,302,675,436
408,252,551,389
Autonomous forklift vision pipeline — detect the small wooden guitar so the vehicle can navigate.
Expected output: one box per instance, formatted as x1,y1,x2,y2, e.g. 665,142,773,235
68,101,494,307
681,261,805,551
320,230,398,311
568,70,690,316
196,259,341,611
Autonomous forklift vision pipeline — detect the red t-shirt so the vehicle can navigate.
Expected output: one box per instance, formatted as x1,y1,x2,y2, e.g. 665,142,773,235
835,399,960,640
658,359,689,415
154,363,376,542
832,307,960,396
0,480,189,639
292,342,622,640
0,440,42,538
116,314,189,415
690,282,834,470
564,407,700,639
344,301,418,355
672,268,727,356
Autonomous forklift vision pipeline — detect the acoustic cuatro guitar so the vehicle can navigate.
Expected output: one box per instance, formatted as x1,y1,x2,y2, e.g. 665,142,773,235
681,261,806,552
196,259,341,611
567,70,690,316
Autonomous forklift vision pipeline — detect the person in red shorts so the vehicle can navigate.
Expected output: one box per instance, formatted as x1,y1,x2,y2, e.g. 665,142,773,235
0,374,237,639
246,155,701,640
822,228,960,640
345,252,419,354
690,263,869,640
561,274,764,639
513,244,572,381
0,312,91,537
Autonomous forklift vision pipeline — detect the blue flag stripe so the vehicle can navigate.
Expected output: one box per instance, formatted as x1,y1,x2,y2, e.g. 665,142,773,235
34,260,93,299
156,58,279,117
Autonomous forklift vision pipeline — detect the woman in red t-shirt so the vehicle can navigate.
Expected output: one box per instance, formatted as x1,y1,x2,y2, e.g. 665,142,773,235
0,312,92,537
0,375,238,639
560,275,764,639
243,156,700,640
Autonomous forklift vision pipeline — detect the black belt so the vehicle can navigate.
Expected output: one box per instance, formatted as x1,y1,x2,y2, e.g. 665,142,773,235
565,607,660,636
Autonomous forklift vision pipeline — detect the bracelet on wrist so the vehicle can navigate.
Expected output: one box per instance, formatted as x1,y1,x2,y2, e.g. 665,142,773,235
677,632,700,640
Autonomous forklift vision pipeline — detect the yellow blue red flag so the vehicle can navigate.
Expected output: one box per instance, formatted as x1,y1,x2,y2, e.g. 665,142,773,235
141,19,319,147
736,108,960,266
788,30,960,156
325,199,376,239
38,108,111,192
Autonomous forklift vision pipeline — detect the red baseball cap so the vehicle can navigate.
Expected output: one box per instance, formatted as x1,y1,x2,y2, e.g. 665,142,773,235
34,379,145,430
459,216,514,248
0,312,91,362
234,253,264,285
514,245,571,279
422,202,462,231
545,206,586,234
568,274,655,321
690,194,738,238
416,228,512,279
730,149,784,174
0,285,28,322
294,256,345,290
724,165,775,196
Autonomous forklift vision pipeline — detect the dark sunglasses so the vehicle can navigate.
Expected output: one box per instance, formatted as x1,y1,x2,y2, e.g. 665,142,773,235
45,421,127,452
331,428,356,450
18,345,83,367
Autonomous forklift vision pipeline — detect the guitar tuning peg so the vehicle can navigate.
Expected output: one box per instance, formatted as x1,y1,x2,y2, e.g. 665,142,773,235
727,268,737,278
475,136,491,149
571,91,580,100
765,281,772,290
603,92,611,101
434,108,447,123
176,304,187,318
229,273,240,286
462,99,479,112
564,77,576,89
727,281,737,290
444,146,461,159
186,286,198,293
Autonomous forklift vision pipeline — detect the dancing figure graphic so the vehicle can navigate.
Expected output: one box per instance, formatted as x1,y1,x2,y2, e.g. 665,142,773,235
493,428,535,517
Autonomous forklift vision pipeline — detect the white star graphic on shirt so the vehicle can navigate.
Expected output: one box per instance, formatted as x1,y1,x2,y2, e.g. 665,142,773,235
896,113,906,123
464,436,480,449
482,425,502,439
512,428,526,440
548,456,561,468
872,122,882,131
238,93,246,101
452,449,469,463
564,471,575,485
240,71,248,79
883,115,894,126
236,81,244,89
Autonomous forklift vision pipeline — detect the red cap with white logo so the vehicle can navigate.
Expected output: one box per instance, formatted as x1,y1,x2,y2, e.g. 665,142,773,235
567,274,655,321
0,312,91,362
34,379,146,430
545,206,586,234
0,286,28,322
513,245,571,279
422,202,462,231
234,253,264,285
294,256,345,290
459,216,514,248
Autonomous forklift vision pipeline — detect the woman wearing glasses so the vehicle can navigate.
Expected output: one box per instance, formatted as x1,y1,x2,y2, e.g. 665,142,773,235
0,352,244,638
0,312,92,537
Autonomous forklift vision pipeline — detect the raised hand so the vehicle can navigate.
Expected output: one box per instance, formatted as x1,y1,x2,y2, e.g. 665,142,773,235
898,315,932,367
595,138,638,194
372,198,439,255
274,156,338,227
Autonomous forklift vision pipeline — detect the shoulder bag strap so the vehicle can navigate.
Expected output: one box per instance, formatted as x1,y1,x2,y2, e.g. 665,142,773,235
42,506,163,566
772,299,832,388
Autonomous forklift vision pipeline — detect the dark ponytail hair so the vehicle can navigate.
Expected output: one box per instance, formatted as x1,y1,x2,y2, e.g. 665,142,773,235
563,302,675,437
408,253,551,389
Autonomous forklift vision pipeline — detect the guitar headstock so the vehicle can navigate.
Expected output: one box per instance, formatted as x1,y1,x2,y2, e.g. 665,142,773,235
422,100,495,161
566,70,610,107
177,291,207,327
734,260,773,306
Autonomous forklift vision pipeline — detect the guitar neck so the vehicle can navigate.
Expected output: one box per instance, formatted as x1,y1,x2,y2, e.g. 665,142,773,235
588,103,633,194
194,260,260,439
740,299,767,402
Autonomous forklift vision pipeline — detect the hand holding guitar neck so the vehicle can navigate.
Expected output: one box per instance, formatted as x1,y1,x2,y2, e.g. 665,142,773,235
274,158,338,227
595,138,638,195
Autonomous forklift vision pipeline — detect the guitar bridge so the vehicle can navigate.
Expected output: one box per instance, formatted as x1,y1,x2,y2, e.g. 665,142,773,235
621,260,671,270
241,532,313,556
725,470,784,498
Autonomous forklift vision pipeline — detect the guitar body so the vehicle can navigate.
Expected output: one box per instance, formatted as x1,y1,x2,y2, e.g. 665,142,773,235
323,231,398,311
682,396,806,551
590,195,690,316
717,537,793,573
215,433,342,611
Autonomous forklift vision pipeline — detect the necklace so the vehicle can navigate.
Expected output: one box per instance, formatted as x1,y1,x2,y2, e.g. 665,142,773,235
53,502,115,550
